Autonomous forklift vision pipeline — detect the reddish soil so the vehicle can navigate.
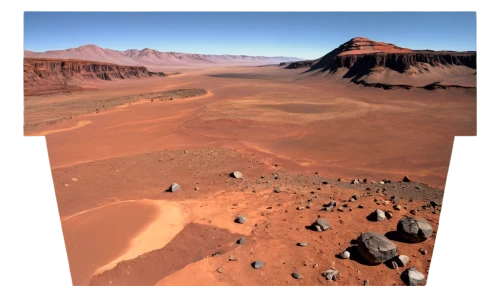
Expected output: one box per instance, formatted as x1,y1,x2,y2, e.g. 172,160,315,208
25,64,475,286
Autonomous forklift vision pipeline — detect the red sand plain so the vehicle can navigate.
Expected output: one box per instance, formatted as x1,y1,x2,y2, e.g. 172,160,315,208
25,65,476,285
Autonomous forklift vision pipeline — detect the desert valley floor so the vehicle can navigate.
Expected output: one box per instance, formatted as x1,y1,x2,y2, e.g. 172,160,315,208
24,64,476,285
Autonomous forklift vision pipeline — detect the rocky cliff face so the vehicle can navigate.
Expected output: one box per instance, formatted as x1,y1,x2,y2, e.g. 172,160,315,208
25,58,165,81
24,58,165,95
284,37,477,87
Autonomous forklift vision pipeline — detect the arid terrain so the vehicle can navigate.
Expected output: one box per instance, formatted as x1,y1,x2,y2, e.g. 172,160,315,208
24,38,476,286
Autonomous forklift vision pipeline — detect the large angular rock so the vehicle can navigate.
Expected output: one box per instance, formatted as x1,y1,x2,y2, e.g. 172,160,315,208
397,217,433,242
357,232,397,264
402,267,426,286
312,218,331,231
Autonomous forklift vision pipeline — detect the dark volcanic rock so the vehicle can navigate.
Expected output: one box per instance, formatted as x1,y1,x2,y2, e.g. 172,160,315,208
357,232,397,264
397,217,433,242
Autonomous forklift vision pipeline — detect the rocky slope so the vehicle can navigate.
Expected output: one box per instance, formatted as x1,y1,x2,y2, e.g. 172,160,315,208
24,58,165,95
284,37,476,88
24,45,301,68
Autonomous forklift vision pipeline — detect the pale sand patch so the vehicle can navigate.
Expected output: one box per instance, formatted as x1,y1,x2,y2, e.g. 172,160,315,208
27,120,92,136
94,200,185,275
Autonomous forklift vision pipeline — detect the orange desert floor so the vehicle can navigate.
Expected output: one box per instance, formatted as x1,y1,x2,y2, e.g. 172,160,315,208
24,65,476,285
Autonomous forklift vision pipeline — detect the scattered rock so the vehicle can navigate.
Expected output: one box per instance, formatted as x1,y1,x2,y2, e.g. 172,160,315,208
410,209,418,215
297,242,308,247
313,263,318,268
430,201,439,208
363,280,370,286
375,209,386,221
292,272,302,279
385,210,393,219
395,255,410,267
351,178,360,184
194,187,199,191
397,217,433,242
312,218,331,231
394,205,402,210
325,201,336,208
357,232,397,264
297,206,305,210
231,171,243,179
402,267,426,286
391,196,400,204
252,260,264,269
229,255,238,261
358,205,364,209
321,269,339,281
236,237,246,244
403,175,412,182
341,251,350,259
418,248,427,255
168,183,180,192
235,215,247,224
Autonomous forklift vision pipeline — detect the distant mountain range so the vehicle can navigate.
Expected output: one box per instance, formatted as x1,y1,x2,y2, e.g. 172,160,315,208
24,44,302,69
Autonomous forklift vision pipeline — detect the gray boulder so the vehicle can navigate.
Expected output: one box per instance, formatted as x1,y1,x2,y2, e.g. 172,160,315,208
357,232,397,264
397,217,433,242
168,183,180,192
312,218,330,231
402,267,426,286
252,260,264,269
235,215,247,224
231,171,243,179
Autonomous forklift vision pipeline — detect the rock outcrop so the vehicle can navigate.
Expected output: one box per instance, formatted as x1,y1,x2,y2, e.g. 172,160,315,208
284,37,476,89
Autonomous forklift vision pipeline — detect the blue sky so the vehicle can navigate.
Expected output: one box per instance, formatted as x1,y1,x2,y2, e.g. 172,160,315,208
24,12,476,59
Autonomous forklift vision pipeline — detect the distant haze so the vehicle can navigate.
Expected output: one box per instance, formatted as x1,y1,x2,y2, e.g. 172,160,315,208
24,12,476,59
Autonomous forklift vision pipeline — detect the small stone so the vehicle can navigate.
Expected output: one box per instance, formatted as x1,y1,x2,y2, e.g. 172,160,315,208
403,175,412,182
229,255,238,261
252,260,264,269
168,183,180,192
274,187,281,193
297,206,305,210
292,272,302,279
64,184,69,187
394,205,401,210
358,205,364,209
418,248,427,255
375,209,386,221
71,177,78,182
391,196,400,204
231,171,243,179
236,237,246,244
363,280,370,286
396,255,410,267
216,267,223,273
341,251,350,259
313,263,318,268
410,209,418,215
351,178,360,184
430,201,438,208
386,210,393,219
321,269,339,281
402,267,426,286
312,218,330,231
194,187,199,191
235,215,247,224
397,217,433,242
297,242,308,247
